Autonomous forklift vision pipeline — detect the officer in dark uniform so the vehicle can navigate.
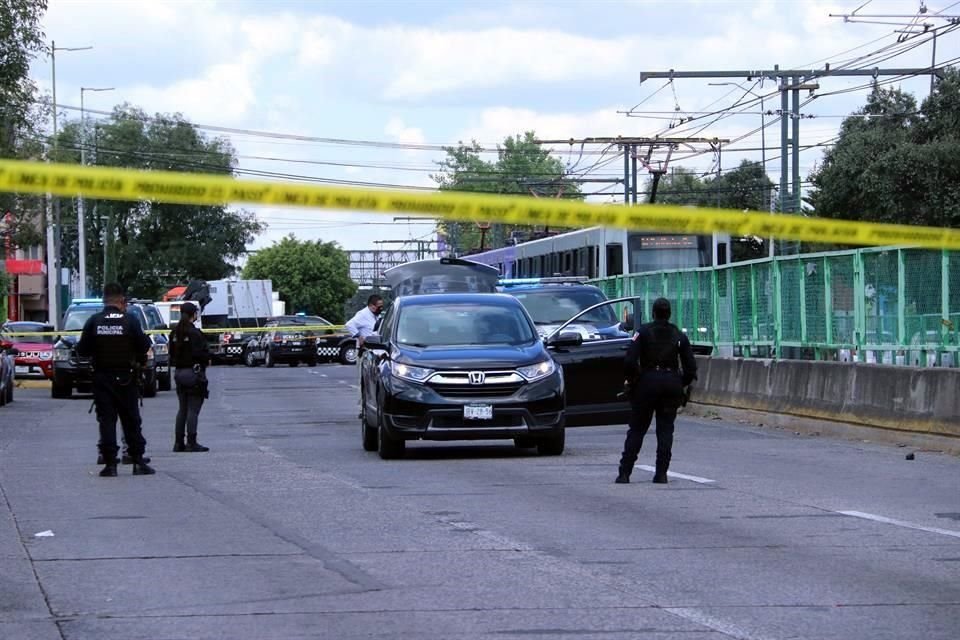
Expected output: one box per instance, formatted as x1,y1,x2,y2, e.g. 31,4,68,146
77,283,155,477
616,297,697,484
169,301,211,452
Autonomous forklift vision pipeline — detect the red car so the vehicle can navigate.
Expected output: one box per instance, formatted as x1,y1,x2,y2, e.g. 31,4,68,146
1,321,56,380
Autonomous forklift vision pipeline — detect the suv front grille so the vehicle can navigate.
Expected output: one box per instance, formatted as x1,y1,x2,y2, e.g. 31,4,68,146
429,382,523,398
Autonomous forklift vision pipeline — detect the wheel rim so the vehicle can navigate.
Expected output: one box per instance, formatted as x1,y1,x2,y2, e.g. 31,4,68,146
344,346,357,363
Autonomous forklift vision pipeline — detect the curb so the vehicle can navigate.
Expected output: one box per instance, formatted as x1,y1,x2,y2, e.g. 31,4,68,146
15,379,52,389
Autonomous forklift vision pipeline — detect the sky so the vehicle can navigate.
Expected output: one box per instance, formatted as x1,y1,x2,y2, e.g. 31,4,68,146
29,0,960,257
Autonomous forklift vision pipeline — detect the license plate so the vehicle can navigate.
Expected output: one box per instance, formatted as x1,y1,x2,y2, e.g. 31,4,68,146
289,341,302,346
15,366,30,375
156,366,168,373
463,404,493,420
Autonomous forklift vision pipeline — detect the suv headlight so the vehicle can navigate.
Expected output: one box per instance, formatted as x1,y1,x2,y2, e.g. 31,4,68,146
40,351,53,361
153,343,168,356
390,362,433,383
54,347,71,362
517,359,556,382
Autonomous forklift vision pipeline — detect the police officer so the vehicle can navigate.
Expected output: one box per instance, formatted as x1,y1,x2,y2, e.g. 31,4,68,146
77,283,155,477
616,297,697,484
169,302,211,452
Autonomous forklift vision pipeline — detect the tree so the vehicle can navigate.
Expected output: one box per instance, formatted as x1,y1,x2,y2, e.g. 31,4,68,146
431,132,583,253
0,0,49,251
810,71,960,230
644,167,706,206
52,105,263,298
243,235,356,323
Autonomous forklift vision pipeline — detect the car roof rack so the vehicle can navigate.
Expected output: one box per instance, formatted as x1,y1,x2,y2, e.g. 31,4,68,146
498,277,589,287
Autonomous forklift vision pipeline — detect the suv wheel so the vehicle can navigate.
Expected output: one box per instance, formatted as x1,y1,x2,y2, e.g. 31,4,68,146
245,350,258,367
51,378,72,399
265,351,275,368
361,395,378,452
158,371,171,392
537,429,565,456
339,344,358,365
377,407,404,460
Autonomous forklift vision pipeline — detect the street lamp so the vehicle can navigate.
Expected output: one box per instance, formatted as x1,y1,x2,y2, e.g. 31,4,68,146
709,81,774,258
47,41,93,328
78,86,114,297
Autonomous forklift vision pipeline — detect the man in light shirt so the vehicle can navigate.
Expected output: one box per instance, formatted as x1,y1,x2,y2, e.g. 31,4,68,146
346,295,384,418
345,294,384,346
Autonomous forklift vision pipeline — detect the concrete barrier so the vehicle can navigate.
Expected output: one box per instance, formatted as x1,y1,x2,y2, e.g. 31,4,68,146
692,357,960,438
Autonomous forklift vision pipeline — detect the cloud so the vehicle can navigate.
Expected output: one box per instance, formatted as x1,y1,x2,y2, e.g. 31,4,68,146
125,61,257,124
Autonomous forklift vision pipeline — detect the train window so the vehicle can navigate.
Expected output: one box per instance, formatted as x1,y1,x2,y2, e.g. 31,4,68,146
606,244,623,277
717,242,728,266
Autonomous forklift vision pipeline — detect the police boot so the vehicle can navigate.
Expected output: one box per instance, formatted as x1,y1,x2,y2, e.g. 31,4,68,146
99,463,118,477
652,454,670,484
122,454,151,464
132,458,156,475
186,435,209,452
173,439,186,452
615,464,631,484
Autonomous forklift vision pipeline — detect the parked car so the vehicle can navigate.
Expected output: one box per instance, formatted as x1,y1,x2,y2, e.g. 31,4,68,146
359,258,637,459
51,299,158,399
244,317,319,368
1,321,56,380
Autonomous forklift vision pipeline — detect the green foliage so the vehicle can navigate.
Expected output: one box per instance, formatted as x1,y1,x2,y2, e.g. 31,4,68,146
648,161,774,211
0,0,49,249
52,105,264,299
810,70,960,230
243,235,357,323
431,132,582,253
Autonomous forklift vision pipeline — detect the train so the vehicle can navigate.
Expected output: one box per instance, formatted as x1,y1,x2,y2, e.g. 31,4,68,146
463,227,732,279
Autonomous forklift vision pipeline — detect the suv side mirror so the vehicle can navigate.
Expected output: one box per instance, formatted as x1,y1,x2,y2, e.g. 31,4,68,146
361,334,385,350
547,331,583,348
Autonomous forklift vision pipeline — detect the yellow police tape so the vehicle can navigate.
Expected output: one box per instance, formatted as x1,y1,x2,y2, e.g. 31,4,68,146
2,325,348,339
2,159,959,250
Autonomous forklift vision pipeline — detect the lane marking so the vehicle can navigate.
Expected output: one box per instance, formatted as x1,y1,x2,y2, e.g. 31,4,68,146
837,510,960,539
636,465,716,484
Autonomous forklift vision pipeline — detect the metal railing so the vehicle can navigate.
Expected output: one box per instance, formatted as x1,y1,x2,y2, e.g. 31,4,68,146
591,246,960,367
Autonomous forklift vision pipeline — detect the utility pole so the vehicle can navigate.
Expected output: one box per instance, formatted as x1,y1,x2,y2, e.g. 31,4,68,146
48,42,92,328
639,66,944,254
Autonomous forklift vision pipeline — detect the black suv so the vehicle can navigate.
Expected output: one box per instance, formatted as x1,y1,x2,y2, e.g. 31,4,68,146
128,300,171,392
359,258,639,459
52,300,158,399
244,317,319,367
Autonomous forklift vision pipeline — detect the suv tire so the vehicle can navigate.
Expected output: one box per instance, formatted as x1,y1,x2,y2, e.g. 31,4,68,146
377,407,404,460
51,378,72,399
158,371,171,392
537,429,565,456
339,343,357,365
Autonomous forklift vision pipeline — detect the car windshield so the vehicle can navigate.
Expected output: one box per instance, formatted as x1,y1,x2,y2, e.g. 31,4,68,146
4,323,56,344
63,307,100,331
396,303,536,347
509,289,617,326
144,306,166,329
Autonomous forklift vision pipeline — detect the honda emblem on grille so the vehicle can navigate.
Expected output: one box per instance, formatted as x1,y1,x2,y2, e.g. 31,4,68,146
468,371,486,384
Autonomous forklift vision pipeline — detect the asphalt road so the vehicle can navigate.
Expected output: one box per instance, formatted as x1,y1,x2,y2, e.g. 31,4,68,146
1,363,958,640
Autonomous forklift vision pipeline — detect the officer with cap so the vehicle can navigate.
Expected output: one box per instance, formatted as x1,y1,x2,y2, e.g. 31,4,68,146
616,297,697,484
77,283,155,477
169,301,211,452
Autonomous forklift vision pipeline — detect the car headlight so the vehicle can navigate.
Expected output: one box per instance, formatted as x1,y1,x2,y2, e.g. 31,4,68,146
153,343,168,356
390,361,433,383
517,359,557,382
40,351,53,361
54,348,71,362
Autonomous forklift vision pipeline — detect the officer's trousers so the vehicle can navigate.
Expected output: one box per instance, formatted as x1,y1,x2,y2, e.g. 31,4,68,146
93,371,146,463
175,385,205,441
619,370,684,474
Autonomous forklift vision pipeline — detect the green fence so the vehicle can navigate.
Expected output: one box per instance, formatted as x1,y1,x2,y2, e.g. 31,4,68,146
591,246,960,367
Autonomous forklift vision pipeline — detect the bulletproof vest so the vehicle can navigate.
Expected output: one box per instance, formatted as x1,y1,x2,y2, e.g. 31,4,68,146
92,309,137,371
170,326,198,369
640,321,683,371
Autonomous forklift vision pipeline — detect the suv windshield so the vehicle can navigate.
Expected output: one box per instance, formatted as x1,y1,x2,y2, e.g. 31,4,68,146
144,306,166,330
4,323,56,344
63,307,101,331
397,303,536,347
509,289,617,326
